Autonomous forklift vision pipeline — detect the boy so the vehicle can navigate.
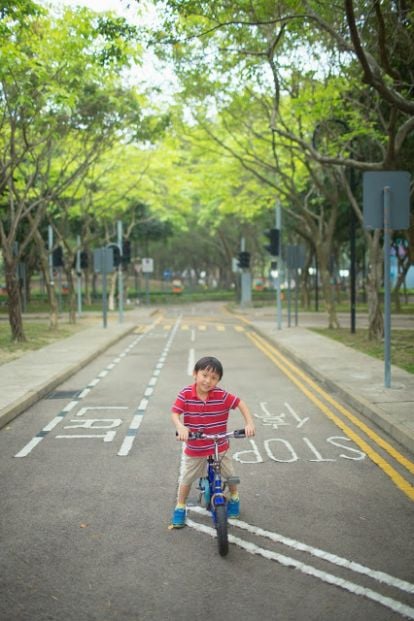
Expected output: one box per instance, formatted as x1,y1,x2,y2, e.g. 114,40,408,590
171,355,255,528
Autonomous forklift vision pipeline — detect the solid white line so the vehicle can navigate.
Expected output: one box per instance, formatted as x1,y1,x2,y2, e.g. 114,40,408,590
187,347,195,376
185,517,414,620
226,514,414,595
190,506,413,594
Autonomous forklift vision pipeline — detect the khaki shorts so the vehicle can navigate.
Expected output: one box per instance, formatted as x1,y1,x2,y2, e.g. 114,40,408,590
179,451,235,487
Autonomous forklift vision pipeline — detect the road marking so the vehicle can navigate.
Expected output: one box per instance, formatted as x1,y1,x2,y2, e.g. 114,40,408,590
186,508,414,619
117,414,144,456
117,316,182,456
14,326,152,457
187,348,195,376
247,330,414,501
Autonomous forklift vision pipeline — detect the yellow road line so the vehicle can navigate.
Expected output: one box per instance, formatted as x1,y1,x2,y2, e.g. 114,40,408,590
247,331,414,502
251,331,414,475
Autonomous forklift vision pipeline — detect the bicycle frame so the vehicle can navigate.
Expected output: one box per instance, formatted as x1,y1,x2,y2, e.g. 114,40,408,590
189,429,245,555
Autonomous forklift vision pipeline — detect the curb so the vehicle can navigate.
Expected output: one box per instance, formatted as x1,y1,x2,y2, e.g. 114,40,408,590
0,325,136,431
247,322,414,456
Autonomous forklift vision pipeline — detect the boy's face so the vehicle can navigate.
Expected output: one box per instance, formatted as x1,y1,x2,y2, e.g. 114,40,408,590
193,367,220,397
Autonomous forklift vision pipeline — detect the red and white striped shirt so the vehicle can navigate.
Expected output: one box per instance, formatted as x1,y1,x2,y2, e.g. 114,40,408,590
172,383,240,457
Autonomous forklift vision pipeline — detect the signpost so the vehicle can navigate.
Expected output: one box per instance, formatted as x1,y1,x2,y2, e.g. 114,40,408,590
363,171,410,388
286,244,305,327
93,248,114,328
142,258,154,305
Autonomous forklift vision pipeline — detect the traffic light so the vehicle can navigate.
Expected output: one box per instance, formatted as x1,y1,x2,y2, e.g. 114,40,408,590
80,251,88,269
264,228,280,256
52,246,64,267
238,251,250,269
122,239,131,265
108,243,121,267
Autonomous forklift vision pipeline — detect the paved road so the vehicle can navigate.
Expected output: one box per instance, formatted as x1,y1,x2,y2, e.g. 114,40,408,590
1,304,413,621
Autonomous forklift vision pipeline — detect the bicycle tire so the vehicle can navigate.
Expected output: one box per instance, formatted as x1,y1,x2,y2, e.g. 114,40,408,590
215,503,229,557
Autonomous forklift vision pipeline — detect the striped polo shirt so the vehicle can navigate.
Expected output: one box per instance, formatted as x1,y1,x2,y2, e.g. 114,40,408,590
172,383,240,457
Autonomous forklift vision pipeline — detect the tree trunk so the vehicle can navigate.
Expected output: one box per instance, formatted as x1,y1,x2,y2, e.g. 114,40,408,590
32,230,59,330
365,230,383,340
65,265,77,324
316,246,340,329
4,256,26,342
108,270,117,311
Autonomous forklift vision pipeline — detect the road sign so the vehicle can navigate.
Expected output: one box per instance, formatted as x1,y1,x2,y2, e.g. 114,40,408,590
363,171,410,230
362,170,411,389
93,248,114,274
142,258,154,273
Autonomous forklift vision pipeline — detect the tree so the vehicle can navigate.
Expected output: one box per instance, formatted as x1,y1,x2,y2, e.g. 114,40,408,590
142,0,413,337
0,2,144,338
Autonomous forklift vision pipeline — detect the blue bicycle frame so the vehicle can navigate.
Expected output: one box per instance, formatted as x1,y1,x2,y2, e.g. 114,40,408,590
190,429,245,556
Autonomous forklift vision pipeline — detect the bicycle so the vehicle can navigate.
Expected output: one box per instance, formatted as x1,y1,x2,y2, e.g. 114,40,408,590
187,428,246,557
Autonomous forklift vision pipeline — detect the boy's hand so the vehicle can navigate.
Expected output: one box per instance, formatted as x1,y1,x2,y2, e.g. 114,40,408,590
176,425,189,441
244,422,256,438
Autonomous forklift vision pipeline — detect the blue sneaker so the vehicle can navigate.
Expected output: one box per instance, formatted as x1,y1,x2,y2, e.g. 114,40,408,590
227,498,240,518
171,507,186,528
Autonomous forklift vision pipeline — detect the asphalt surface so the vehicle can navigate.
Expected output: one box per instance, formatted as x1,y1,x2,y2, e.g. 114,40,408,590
0,304,413,455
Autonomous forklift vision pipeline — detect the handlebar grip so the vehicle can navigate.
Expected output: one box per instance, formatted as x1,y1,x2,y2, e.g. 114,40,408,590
175,431,203,439
233,429,246,438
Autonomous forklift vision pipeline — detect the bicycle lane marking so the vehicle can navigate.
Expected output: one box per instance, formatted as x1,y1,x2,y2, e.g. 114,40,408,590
117,315,182,456
186,508,414,620
246,330,414,501
13,317,164,458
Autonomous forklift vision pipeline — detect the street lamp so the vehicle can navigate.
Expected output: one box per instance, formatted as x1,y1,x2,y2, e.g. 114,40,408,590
312,119,357,333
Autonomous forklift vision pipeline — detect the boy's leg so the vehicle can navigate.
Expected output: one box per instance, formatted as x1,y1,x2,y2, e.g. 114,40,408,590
171,455,205,528
176,483,191,506
221,453,240,517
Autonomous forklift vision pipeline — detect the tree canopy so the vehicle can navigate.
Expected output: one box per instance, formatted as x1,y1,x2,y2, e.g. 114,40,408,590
0,0,413,340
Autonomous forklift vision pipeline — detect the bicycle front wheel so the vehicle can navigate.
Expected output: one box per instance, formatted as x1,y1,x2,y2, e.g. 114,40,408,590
215,503,229,557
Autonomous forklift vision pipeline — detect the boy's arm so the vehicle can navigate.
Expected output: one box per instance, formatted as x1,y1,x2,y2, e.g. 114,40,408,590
237,399,255,437
171,411,189,441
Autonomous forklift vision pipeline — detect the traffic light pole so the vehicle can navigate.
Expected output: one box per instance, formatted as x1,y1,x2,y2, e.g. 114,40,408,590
276,203,282,330
239,237,251,306
76,235,82,317
117,220,124,324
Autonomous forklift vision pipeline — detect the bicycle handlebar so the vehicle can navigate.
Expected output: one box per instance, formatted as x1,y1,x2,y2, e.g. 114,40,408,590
175,429,246,440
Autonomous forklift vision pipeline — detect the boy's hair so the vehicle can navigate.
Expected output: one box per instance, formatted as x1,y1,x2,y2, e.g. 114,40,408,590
194,356,223,380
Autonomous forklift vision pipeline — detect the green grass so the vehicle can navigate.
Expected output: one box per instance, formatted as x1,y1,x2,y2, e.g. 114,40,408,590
311,328,414,374
0,321,86,365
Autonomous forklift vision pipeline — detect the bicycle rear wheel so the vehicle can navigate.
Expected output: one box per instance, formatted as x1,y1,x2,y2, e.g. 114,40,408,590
215,503,229,556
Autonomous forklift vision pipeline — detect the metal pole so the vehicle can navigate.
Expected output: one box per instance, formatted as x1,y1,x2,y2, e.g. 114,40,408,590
383,186,391,388
76,235,82,317
295,267,299,326
276,203,282,329
350,170,357,333
117,220,124,323
287,267,291,327
102,251,108,329
48,225,54,286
